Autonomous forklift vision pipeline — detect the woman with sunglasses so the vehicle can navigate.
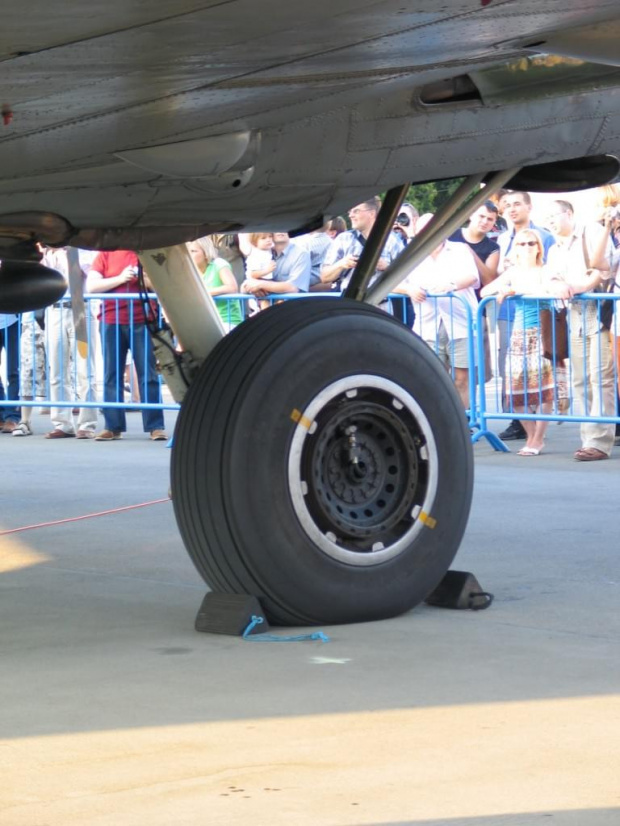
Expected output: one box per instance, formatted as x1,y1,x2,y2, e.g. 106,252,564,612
481,229,570,455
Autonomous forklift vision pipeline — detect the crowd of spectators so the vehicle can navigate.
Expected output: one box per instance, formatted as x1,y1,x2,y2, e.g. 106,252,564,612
1,185,620,460
0,248,167,442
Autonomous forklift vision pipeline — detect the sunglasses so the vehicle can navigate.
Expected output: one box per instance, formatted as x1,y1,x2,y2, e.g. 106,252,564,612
516,241,538,247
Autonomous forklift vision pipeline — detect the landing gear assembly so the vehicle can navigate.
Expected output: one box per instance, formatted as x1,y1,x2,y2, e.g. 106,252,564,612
147,171,527,625
170,298,473,625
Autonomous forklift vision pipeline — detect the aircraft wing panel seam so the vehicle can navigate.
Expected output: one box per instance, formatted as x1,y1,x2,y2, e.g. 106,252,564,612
349,102,616,153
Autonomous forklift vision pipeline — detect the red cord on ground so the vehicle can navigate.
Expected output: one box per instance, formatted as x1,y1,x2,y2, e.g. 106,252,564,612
0,497,171,536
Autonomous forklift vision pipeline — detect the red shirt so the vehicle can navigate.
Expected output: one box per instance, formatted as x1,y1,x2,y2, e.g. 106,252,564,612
90,251,146,325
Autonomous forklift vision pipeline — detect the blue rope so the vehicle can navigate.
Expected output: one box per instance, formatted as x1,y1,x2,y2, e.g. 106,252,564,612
242,615,330,642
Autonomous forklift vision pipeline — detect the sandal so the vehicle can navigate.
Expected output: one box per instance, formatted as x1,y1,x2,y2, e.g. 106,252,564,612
12,421,32,437
517,446,542,456
574,447,608,462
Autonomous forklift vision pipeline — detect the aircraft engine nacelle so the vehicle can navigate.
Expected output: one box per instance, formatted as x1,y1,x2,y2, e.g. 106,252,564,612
0,260,68,313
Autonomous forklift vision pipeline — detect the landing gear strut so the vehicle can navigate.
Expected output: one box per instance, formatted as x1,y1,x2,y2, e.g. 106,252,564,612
159,169,523,625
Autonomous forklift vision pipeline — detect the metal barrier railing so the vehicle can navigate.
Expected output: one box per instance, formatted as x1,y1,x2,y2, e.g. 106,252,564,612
3,294,179,415
2,292,619,450
1,293,339,418
474,293,620,451
405,291,480,428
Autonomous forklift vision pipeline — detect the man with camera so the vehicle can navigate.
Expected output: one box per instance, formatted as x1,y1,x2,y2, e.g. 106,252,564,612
320,196,403,292
87,251,166,442
392,202,419,245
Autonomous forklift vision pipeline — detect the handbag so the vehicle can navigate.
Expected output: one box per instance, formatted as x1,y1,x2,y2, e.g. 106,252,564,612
540,305,568,362
600,291,614,331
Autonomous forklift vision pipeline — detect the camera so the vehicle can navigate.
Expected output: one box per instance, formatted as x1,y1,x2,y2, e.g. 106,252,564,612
395,212,411,227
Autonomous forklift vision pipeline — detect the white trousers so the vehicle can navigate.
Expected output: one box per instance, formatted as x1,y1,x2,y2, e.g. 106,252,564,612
46,306,98,433
570,330,615,455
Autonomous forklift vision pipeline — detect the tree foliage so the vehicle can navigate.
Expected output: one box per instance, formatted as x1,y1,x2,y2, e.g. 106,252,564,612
405,178,464,215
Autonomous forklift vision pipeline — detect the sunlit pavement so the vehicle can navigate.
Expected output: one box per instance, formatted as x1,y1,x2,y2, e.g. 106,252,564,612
1,412,618,825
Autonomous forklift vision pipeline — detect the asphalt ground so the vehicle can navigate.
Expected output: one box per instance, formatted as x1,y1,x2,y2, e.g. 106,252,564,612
1,410,618,825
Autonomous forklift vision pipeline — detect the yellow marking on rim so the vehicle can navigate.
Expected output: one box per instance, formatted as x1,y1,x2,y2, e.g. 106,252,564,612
290,408,313,430
419,511,437,529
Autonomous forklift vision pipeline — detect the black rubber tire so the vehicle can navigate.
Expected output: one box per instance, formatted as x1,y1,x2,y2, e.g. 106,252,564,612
171,298,473,626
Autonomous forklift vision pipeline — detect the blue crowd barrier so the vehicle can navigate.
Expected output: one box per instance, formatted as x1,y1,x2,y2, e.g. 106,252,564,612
474,293,620,451
3,292,620,451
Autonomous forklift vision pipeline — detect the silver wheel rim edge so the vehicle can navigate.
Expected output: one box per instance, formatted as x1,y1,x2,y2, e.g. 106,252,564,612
287,374,439,566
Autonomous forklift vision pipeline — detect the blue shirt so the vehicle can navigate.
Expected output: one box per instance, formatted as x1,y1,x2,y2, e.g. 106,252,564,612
0,313,18,329
322,229,404,289
293,233,332,286
512,298,551,330
273,242,311,292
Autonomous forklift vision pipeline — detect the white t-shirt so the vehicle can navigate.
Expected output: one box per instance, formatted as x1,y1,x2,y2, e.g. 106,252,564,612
403,241,479,340
245,248,273,279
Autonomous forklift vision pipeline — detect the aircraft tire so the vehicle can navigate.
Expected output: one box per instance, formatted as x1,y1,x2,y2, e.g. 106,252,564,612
171,297,473,626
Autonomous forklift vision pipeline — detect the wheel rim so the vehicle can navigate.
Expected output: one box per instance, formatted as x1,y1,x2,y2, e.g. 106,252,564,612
288,375,439,565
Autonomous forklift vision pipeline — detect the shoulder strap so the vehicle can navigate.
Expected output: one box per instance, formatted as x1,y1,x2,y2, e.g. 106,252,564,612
581,229,591,270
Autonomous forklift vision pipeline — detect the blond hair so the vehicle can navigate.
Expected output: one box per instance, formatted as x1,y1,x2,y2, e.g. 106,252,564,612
187,236,218,263
248,232,273,248
596,184,620,209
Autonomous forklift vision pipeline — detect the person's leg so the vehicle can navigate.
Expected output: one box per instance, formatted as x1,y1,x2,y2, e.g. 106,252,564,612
529,400,550,452
498,317,511,411
520,419,538,444
74,313,98,434
87,301,104,400
46,307,76,434
35,321,47,404
13,315,45,434
580,331,615,456
100,321,128,433
615,333,620,401
0,323,21,429
0,328,6,425
450,336,474,411
131,325,165,433
510,402,536,451
452,368,470,410
0,330,6,424
570,333,587,448
17,315,36,430
6,321,20,411
498,317,525,439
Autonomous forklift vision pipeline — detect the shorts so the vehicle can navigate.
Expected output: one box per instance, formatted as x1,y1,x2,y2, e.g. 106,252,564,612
423,323,472,370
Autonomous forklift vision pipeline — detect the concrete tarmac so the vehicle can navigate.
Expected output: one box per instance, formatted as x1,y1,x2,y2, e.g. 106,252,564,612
1,412,619,825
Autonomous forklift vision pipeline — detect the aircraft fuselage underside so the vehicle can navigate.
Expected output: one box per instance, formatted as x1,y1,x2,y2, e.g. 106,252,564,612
0,2,619,248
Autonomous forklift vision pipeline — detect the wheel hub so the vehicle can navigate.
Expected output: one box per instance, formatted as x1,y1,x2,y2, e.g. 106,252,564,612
288,375,438,565
309,403,419,540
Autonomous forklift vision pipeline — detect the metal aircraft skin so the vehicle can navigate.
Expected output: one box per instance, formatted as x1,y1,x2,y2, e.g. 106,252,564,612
0,0,619,250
